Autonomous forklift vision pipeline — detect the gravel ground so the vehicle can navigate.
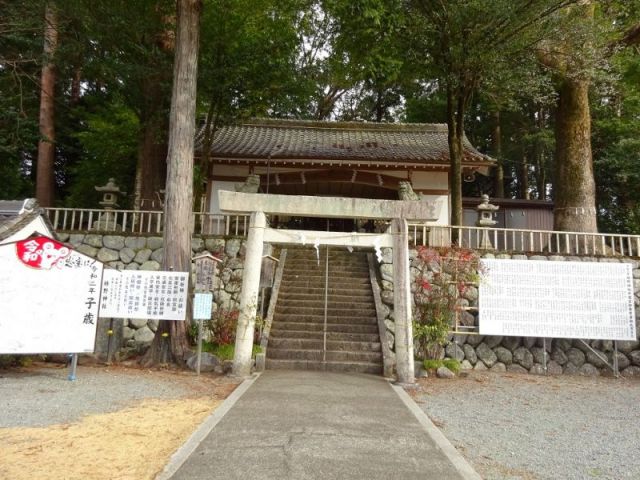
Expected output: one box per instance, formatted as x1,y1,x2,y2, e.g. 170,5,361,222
414,371,640,480
0,362,238,428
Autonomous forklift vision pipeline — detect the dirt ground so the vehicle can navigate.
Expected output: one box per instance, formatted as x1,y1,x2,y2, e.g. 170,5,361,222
0,363,239,480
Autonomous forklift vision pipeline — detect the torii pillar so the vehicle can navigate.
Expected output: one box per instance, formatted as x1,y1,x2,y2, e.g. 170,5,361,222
232,211,266,377
391,218,415,384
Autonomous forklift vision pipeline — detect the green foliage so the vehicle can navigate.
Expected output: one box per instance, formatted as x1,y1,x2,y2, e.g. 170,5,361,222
421,358,460,374
413,247,482,360
64,101,139,208
442,358,461,374
202,342,262,360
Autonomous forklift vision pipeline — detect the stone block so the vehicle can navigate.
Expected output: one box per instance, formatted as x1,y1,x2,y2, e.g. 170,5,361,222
565,348,586,368
494,346,512,365
490,362,506,372
122,326,135,340
436,366,455,379
134,248,152,263
586,349,609,369
380,263,394,282
507,364,528,374
621,366,640,377
380,290,394,306
97,247,119,263
225,239,242,258
547,361,563,375
529,364,545,375
84,234,103,248
463,344,477,364
186,352,221,372
69,234,85,246
531,347,547,365
125,237,147,249
133,326,155,344
151,248,164,263
563,363,579,375
476,342,498,368
628,350,640,366
522,337,536,349
103,235,125,250
148,319,159,332
140,260,160,271
501,336,521,352
76,244,98,258
129,318,148,328
205,238,225,254
513,347,534,370
617,340,640,354
119,247,135,263
465,335,484,347
473,361,487,371
554,338,572,351
125,262,140,270
483,335,502,349
57,233,70,242
445,342,465,362
191,237,205,253
579,363,600,376
460,360,474,370
147,236,163,250
551,349,568,365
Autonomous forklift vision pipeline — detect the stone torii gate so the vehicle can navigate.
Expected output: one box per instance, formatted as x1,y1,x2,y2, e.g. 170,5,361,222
218,191,441,384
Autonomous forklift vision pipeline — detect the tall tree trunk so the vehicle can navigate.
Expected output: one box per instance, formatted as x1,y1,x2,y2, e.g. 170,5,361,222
133,114,168,210
553,77,597,232
518,154,530,199
142,0,202,366
446,84,464,237
36,3,58,207
491,110,505,198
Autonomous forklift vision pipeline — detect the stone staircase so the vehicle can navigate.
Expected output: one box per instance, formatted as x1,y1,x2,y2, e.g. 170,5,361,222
265,246,383,374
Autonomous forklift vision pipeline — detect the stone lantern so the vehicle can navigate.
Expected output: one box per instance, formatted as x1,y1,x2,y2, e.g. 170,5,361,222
94,178,126,230
476,194,499,249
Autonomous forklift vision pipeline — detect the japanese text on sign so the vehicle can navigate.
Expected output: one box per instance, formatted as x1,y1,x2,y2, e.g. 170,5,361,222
479,259,636,340
100,270,189,320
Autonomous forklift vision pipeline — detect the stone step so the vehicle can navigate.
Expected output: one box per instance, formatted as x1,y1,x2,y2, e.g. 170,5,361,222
266,348,383,363
271,322,379,334
277,292,374,302
268,338,382,352
277,286,374,296
281,274,371,283
280,281,372,291
274,310,377,322
265,358,383,375
276,299,376,309
269,329,381,342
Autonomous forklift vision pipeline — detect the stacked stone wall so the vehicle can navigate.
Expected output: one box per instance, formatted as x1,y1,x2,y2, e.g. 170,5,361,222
379,249,640,377
56,233,246,356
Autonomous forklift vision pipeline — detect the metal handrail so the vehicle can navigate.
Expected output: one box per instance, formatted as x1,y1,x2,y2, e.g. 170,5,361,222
45,207,250,237
408,223,640,257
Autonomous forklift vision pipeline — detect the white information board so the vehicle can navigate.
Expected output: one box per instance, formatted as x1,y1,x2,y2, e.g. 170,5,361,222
0,237,103,354
193,293,213,320
479,259,636,340
99,270,189,320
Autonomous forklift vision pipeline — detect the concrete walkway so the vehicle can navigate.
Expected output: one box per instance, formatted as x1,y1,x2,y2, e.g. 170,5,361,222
164,370,479,480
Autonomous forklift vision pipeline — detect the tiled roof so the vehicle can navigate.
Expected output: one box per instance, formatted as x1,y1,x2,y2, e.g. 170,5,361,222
0,199,54,242
196,119,493,167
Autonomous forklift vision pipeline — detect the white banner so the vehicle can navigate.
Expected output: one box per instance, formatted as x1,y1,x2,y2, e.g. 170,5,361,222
479,259,636,340
0,237,103,354
100,270,189,321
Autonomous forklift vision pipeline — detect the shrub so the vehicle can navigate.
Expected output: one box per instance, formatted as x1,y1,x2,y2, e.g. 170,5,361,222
206,308,239,345
413,246,482,360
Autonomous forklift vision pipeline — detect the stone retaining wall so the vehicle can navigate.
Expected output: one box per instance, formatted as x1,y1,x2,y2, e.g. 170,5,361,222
56,233,246,357
378,249,640,378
